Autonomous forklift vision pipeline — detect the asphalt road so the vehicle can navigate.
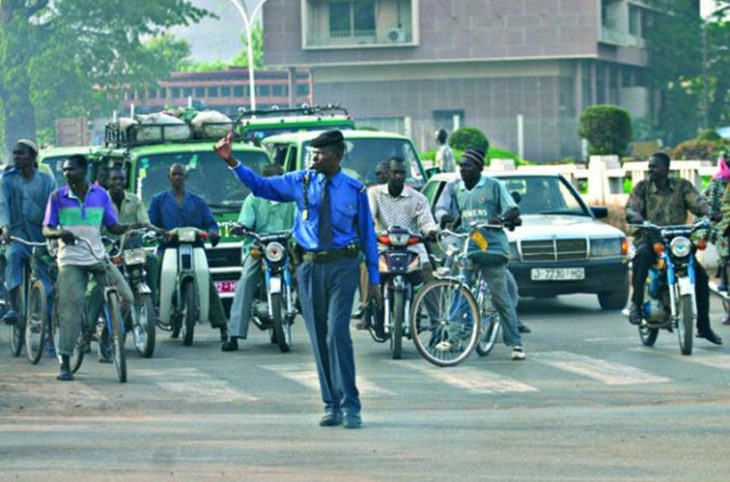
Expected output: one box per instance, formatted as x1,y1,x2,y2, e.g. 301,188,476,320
1,294,730,481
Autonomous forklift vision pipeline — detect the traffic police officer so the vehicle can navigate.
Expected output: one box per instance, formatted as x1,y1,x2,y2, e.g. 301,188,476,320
215,130,380,429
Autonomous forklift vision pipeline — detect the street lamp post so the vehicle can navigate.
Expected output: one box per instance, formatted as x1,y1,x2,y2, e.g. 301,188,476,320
225,0,269,112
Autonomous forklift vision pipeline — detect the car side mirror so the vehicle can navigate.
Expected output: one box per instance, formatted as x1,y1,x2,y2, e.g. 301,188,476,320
591,206,608,219
511,191,522,204
425,167,441,180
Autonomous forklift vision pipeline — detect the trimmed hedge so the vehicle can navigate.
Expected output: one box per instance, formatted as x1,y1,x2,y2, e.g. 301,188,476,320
578,105,632,156
448,127,489,153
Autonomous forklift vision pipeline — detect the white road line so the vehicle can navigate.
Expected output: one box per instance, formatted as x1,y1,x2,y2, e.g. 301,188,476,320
629,347,730,371
134,368,258,402
402,361,539,394
261,363,395,396
532,351,671,385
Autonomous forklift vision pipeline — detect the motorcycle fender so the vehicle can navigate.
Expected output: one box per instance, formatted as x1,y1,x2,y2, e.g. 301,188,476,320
677,276,694,296
159,248,178,325
269,276,282,294
136,283,152,295
193,247,210,322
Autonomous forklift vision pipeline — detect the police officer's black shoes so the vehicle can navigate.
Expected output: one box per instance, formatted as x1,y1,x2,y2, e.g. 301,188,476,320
221,337,239,352
57,356,74,382
343,412,362,429
319,410,343,427
697,330,723,345
628,304,642,325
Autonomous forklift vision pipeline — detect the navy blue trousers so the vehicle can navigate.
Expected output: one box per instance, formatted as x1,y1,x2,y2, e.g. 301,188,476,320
297,257,361,414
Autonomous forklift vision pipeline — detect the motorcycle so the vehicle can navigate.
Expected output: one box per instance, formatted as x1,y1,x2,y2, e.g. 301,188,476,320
113,229,157,358
159,227,211,346
368,226,424,359
629,218,711,355
229,223,297,352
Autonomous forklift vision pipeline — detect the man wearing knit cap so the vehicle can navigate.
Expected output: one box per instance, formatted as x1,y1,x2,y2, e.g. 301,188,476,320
0,139,57,325
434,147,526,360
216,129,380,429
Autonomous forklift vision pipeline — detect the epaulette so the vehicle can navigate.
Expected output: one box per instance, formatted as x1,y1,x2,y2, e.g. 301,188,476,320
343,175,365,192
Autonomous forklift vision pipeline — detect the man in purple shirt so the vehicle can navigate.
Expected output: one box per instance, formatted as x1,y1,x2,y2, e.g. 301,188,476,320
43,155,144,381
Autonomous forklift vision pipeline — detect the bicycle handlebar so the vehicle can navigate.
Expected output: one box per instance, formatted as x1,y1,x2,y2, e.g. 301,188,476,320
8,236,47,248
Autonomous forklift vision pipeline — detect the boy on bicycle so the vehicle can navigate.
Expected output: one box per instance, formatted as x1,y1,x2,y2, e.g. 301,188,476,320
434,148,525,360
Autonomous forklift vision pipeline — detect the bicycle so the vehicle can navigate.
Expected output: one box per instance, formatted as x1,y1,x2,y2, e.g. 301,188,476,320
4,236,51,362
410,222,504,367
51,236,128,382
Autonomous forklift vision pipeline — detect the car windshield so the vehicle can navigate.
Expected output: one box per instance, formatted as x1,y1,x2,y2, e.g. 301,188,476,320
41,155,73,185
243,123,354,144
499,175,588,216
135,150,270,214
304,138,424,186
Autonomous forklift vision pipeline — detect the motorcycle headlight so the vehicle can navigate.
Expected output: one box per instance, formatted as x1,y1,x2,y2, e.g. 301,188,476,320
264,242,286,262
389,233,410,247
670,236,692,258
122,248,147,266
177,228,197,243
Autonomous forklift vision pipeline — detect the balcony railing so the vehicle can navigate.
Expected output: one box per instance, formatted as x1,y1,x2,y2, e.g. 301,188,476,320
599,27,645,48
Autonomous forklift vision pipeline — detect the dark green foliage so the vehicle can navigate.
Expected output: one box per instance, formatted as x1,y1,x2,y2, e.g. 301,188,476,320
448,127,489,153
578,105,632,156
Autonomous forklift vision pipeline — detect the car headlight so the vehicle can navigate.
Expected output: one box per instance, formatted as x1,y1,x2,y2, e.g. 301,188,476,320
590,238,622,258
264,242,286,262
670,236,692,258
509,242,519,261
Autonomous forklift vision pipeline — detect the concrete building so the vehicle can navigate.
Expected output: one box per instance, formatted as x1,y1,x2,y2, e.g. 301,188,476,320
122,68,313,116
262,0,678,162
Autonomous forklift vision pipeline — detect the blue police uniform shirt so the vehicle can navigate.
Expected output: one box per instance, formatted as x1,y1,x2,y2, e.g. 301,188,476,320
148,189,219,251
230,164,380,284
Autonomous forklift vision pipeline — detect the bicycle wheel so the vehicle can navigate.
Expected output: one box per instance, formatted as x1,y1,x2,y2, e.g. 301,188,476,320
9,270,27,357
475,287,500,357
107,293,127,383
25,281,47,364
410,279,480,367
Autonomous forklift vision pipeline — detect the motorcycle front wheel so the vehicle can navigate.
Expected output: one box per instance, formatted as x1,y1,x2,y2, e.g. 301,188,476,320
270,293,289,353
181,280,198,346
132,293,156,358
677,293,693,355
390,290,404,360
639,323,659,347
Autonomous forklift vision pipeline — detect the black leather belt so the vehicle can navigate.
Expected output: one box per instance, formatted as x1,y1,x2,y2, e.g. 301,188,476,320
302,245,359,264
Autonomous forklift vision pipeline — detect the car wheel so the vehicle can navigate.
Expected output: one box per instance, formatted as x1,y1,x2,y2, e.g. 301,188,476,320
598,284,629,311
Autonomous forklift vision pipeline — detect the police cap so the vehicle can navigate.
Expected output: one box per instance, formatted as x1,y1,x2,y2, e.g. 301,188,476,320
310,130,344,148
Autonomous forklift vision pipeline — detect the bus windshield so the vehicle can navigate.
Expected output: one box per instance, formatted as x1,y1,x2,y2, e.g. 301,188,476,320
135,150,270,214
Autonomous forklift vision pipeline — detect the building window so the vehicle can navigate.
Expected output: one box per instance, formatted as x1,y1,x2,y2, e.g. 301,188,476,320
148,89,158,99
329,1,375,38
233,85,245,97
208,87,219,97
183,87,193,97
171,88,180,99
136,90,145,100
297,84,310,96
195,87,205,97
272,85,287,97
258,85,271,96
629,5,641,37
221,86,232,97
160,88,167,99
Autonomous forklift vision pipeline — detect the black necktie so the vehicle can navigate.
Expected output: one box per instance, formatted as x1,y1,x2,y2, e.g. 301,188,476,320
319,179,333,249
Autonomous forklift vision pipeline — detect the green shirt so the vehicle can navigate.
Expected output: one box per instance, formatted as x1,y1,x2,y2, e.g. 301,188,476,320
238,195,295,256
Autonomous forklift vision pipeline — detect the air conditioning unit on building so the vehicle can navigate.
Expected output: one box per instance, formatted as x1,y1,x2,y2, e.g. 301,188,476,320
387,27,405,43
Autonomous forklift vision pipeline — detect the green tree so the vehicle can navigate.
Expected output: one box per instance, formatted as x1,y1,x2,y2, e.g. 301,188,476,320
448,127,489,153
0,1,211,154
578,105,632,156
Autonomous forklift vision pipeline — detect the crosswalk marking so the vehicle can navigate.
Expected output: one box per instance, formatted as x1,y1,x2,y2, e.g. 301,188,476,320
629,347,730,371
261,363,395,396
532,351,671,385
135,368,258,402
402,361,539,394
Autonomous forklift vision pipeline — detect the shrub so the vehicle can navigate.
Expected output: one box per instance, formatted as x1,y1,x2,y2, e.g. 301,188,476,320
698,128,721,142
448,127,489,153
578,105,633,156
672,139,717,160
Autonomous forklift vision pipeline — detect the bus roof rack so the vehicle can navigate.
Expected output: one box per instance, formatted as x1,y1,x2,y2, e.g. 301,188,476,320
104,121,239,148
237,103,349,120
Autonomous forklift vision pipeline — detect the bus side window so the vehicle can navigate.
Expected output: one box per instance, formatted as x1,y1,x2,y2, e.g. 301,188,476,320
286,147,298,172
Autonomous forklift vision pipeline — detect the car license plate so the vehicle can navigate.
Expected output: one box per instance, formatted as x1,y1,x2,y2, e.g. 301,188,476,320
269,277,282,294
530,268,585,281
214,281,238,294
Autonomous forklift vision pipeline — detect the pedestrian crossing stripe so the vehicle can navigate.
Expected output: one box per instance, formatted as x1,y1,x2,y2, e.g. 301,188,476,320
402,361,539,394
135,368,258,403
629,346,730,371
261,363,395,396
531,351,672,385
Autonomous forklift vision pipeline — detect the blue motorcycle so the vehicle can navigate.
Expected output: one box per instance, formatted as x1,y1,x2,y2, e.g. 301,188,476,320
630,219,711,355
